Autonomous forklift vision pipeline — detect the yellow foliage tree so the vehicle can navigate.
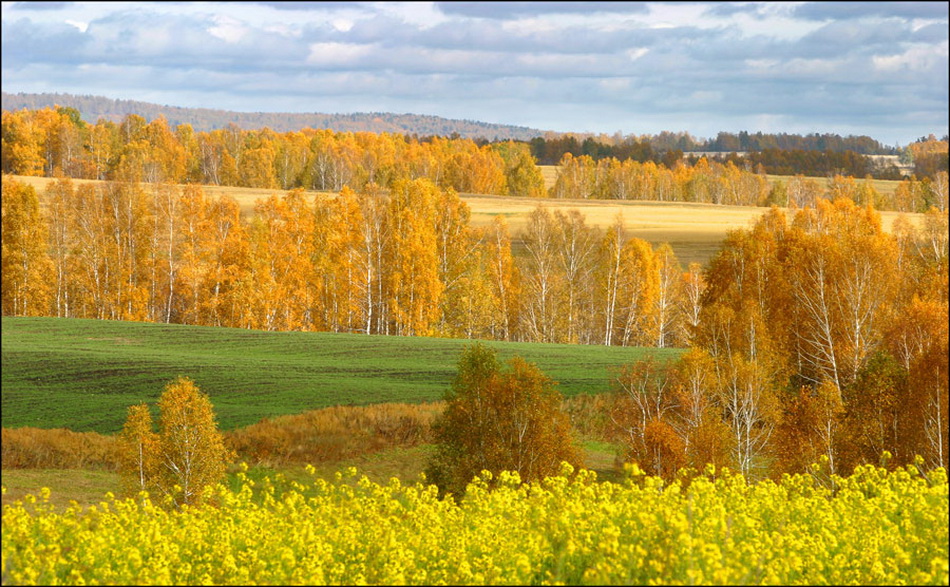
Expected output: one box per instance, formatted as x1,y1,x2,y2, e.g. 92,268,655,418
116,403,159,498
387,178,443,336
1,175,54,316
117,377,233,507
155,377,233,506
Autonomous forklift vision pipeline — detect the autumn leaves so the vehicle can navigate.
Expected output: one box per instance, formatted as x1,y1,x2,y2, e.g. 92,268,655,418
117,377,233,507
1,174,699,347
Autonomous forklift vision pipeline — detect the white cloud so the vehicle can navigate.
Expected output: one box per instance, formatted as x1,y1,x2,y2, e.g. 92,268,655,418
745,58,779,70
64,19,87,33
873,41,949,73
625,48,648,61
207,15,248,44
373,1,448,30
783,57,848,78
332,18,354,33
307,42,375,66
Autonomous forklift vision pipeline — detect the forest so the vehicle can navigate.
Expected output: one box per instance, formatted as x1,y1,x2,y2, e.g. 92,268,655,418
3,173,948,479
525,132,943,180
2,106,948,212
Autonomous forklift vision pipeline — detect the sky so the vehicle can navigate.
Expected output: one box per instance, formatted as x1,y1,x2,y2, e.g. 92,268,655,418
2,1,948,147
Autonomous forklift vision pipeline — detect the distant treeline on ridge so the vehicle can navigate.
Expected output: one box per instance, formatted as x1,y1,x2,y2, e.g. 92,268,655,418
3,101,948,211
5,91,938,160
1,91,548,142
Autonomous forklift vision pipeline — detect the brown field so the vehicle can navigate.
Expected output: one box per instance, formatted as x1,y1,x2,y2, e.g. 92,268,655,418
0,468,119,510
539,164,560,190
764,173,901,197
536,165,902,198
10,174,921,268
464,194,778,267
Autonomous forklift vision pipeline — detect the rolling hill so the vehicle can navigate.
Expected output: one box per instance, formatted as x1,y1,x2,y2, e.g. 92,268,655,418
1,316,683,434
1,91,550,140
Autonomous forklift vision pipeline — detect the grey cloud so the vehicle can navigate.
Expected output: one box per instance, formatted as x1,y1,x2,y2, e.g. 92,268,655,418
9,2,74,10
2,17,90,66
793,2,949,21
19,8,311,74
792,19,918,59
248,1,366,10
702,3,769,18
333,11,703,59
434,2,650,19
912,22,950,43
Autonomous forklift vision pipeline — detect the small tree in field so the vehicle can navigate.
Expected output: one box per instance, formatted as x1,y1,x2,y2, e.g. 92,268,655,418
117,403,159,498
426,343,580,498
117,376,233,507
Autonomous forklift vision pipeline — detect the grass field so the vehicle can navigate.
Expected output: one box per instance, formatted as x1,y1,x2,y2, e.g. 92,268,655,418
1,316,682,434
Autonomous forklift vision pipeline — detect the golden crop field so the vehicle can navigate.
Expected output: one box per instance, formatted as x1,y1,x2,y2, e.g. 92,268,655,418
11,173,922,268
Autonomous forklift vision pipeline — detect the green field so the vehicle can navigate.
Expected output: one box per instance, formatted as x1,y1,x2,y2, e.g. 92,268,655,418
1,316,683,434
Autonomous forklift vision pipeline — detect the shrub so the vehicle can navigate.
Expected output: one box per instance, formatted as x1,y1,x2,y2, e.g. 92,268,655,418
426,343,581,497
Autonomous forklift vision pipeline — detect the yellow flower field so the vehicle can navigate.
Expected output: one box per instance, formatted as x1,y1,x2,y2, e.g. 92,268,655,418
3,462,947,585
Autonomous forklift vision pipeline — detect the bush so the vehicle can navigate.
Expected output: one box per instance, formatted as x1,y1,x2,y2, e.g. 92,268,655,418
426,343,581,497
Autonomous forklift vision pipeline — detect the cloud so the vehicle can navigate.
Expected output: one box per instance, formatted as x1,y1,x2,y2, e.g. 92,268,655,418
307,41,375,66
250,1,358,11
9,2,74,10
1,16,90,66
435,2,650,19
1,1,946,145
208,14,249,43
793,2,949,21
873,41,950,74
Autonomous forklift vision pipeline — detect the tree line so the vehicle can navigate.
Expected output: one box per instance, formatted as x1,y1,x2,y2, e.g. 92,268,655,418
609,199,948,481
551,153,947,212
4,106,948,213
1,91,547,140
535,135,948,182
527,132,919,180
2,175,695,346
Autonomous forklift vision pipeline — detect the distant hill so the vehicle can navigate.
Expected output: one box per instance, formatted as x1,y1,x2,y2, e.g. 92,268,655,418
1,91,549,141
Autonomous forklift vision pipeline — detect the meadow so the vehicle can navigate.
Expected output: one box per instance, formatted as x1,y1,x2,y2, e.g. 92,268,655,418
1,316,681,434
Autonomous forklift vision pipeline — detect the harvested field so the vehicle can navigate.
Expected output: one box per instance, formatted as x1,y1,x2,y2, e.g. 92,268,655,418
12,174,922,268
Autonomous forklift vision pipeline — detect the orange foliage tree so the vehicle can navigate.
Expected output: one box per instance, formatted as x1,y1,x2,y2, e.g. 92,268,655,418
1,176,53,316
609,354,684,480
426,343,580,498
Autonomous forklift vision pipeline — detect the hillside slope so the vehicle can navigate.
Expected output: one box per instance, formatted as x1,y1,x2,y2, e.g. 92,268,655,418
1,91,549,140
1,316,682,434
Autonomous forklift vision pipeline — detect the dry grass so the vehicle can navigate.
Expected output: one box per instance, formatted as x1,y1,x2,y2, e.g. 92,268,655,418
0,468,119,510
0,394,624,507
464,194,923,266
225,402,442,467
764,174,901,197
2,427,117,470
539,164,559,190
